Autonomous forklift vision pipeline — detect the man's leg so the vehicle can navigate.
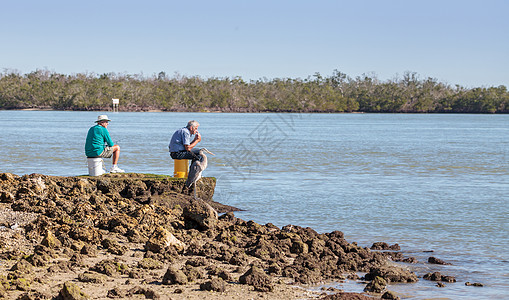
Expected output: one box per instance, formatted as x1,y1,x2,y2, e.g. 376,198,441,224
112,145,121,165
172,150,201,161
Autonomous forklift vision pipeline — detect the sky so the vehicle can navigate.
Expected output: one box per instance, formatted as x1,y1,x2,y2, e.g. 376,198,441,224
1,0,508,88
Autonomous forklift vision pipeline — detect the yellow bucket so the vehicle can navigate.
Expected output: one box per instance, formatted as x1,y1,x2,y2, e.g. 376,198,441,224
173,159,189,178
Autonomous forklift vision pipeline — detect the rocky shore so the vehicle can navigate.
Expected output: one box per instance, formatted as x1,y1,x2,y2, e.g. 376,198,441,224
0,173,452,299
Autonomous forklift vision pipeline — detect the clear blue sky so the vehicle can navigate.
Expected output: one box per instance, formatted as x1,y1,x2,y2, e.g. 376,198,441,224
1,0,507,87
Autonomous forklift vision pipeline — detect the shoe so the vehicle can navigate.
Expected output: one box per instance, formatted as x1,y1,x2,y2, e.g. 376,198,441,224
110,165,125,173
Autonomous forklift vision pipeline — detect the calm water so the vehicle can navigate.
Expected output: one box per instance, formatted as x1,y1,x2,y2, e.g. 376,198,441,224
1,111,508,299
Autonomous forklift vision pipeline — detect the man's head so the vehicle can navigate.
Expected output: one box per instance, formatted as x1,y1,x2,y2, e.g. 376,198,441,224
187,120,200,134
96,115,111,127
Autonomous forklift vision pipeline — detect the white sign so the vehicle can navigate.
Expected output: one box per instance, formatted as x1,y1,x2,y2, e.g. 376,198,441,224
112,98,119,104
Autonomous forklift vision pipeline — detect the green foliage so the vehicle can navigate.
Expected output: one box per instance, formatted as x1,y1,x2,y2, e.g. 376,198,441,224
0,69,507,113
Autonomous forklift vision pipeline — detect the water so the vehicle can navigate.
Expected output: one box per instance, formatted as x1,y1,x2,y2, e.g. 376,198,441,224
1,110,508,299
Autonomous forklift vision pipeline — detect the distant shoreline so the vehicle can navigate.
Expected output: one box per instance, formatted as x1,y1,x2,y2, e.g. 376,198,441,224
1,108,507,114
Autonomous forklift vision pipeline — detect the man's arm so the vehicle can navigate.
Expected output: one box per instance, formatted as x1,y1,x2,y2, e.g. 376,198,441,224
184,132,201,151
103,127,115,147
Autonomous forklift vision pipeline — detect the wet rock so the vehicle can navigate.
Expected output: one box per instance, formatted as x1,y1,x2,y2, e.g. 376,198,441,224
371,242,389,250
365,266,418,283
145,226,185,253
423,271,456,282
381,290,400,299
320,292,378,300
239,265,274,292
364,276,387,293
57,281,89,300
465,282,484,287
200,278,226,292
428,256,451,265
183,199,218,230
162,266,188,285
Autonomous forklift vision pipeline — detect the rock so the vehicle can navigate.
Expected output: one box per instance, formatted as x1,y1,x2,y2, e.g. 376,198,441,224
128,287,160,299
13,278,31,291
320,292,377,300
182,199,218,230
69,226,102,244
101,239,128,255
80,244,98,257
137,258,163,270
423,271,456,282
365,266,418,283
106,288,126,298
0,173,17,181
268,262,282,275
10,259,33,274
465,282,484,287
78,271,108,283
15,291,51,300
382,290,400,299
290,239,309,254
91,260,129,277
58,281,89,300
200,278,226,292
0,191,15,203
145,226,185,253
428,256,451,265
239,265,274,292
162,266,188,285
183,265,205,282
185,257,209,267
364,276,387,293
371,242,389,250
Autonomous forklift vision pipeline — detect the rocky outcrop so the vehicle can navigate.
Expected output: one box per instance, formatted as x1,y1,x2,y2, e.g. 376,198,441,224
0,172,423,299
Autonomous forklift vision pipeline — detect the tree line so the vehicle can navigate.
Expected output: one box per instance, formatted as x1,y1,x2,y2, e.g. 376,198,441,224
0,69,507,113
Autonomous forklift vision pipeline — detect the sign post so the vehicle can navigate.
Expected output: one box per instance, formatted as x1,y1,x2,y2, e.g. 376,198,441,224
112,98,119,112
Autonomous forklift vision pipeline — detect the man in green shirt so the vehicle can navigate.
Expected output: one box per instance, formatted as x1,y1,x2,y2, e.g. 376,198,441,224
85,115,124,173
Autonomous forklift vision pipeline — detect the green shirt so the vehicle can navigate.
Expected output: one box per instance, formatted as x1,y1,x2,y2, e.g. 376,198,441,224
85,124,114,157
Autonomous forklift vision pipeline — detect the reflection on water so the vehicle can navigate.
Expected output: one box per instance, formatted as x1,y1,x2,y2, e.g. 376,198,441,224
0,110,508,299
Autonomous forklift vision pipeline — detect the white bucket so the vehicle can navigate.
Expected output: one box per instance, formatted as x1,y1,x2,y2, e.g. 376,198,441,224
87,158,105,176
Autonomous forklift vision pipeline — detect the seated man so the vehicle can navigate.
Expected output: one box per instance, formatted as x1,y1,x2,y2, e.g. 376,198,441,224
169,120,202,161
85,115,125,173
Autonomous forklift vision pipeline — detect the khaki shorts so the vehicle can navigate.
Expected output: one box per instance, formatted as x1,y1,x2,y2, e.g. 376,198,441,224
98,146,114,158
